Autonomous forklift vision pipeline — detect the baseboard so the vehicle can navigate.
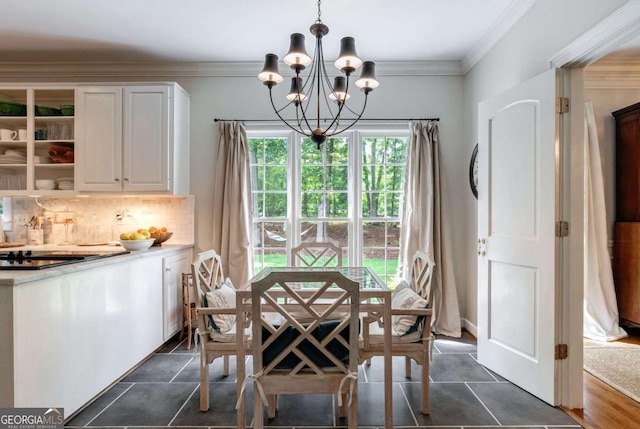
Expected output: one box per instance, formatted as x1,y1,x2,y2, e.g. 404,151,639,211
461,318,478,337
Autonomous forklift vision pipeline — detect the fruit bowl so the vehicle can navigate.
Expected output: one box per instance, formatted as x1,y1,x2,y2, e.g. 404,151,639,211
150,231,173,246
119,239,155,251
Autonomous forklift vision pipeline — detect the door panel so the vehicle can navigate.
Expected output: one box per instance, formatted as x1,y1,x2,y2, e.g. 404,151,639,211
478,68,559,405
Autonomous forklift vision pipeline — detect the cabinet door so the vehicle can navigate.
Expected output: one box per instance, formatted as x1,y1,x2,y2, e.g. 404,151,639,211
75,87,123,192
123,86,170,192
163,250,191,340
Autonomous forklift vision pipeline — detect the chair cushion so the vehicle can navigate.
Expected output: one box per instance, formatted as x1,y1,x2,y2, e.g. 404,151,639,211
262,320,357,369
203,277,236,333
391,280,428,336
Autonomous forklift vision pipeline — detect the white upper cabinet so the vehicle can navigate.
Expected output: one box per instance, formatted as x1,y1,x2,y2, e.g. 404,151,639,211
76,83,190,195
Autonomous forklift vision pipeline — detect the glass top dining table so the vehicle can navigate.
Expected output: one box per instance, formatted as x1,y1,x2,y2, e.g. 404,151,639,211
248,266,388,291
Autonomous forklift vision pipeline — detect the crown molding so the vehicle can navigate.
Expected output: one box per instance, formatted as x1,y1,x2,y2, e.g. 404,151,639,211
0,60,464,79
461,0,537,74
549,0,640,68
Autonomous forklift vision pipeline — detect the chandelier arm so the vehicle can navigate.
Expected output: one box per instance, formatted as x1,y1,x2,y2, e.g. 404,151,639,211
321,72,353,136
326,91,369,137
298,67,317,133
269,86,308,136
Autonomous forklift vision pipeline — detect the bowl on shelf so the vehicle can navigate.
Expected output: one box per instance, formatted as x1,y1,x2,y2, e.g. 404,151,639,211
150,231,173,246
48,145,74,163
60,104,74,116
119,238,155,251
35,179,56,190
35,105,62,116
0,100,26,116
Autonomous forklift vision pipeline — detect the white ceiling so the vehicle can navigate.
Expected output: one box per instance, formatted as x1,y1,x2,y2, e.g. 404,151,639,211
0,0,529,65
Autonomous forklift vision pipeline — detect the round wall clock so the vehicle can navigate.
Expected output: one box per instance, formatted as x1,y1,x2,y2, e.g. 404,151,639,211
469,144,478,199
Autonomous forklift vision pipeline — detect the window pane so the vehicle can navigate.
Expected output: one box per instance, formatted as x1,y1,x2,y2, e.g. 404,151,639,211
253,221,287,271
249,138,265,162
387,165,405,191
386,192,402,217
253,166,264,190
325,138,348,164
264,193,287,217
328,192,348,217
301,166,324,189
362,137,385,164
264,138,288,164
362,192,384,217
301,192,322,218
252,193,264,217
327,166,348,190
265,166,286,191
301,140,322,164
386,138,408,163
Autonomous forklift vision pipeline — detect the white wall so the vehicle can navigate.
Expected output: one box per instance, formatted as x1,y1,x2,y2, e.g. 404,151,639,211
462,0,628,328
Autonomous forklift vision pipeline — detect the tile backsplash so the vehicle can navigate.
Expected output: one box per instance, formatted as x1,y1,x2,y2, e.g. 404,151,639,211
5,195,194,245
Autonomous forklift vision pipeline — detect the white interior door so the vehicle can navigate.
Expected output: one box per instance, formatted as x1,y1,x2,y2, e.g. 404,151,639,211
477,68,560,405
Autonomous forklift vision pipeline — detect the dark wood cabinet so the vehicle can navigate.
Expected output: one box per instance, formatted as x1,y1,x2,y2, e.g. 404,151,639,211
613,102,640,326
613,102,640,221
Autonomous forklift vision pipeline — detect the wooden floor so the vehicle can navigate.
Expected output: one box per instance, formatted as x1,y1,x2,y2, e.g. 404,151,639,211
565,327,640,429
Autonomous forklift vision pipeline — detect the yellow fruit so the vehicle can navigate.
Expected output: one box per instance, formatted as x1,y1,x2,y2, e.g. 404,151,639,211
119,232,130,240
129,232,145,240
137,228,150,239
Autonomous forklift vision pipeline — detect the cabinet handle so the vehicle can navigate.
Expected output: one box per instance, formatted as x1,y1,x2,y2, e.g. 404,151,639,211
166,267,172,272
124,178,129,182
115,178,120,182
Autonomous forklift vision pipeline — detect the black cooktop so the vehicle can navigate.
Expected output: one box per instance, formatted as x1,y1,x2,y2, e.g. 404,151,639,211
0,249,131,270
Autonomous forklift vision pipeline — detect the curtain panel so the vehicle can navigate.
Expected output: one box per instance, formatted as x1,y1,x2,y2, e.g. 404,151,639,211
212,121,254,287
399,121,461,337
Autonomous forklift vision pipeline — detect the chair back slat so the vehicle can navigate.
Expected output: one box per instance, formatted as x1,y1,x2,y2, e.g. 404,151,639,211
191,250,225,300
290,242,343,267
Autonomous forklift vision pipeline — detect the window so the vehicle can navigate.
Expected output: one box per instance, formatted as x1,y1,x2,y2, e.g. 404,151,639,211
248,128,409,286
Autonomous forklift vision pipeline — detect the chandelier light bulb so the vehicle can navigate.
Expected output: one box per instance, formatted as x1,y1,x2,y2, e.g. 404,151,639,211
329,76,350,102
334,37,362,73
283,33,312,69
286,77,308,102
258,54,284,86
355,61,379,92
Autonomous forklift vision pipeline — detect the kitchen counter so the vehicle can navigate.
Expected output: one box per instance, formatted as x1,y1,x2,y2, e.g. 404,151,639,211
0,243,193,286
0,244,193,418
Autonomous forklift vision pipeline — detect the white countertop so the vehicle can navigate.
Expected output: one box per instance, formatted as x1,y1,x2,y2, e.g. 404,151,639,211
0,243,193,285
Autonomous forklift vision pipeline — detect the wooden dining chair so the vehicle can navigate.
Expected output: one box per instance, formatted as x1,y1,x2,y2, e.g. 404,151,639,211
360,250,435,415
290,241,343,267
236,270,360,429
192,249,247,412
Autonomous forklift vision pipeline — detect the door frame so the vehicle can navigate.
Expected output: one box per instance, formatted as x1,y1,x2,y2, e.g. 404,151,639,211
550,1,640,409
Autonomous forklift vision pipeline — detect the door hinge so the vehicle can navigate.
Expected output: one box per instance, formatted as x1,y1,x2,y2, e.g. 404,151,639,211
555,343,568,360
556,97,569,114
556,221,569,237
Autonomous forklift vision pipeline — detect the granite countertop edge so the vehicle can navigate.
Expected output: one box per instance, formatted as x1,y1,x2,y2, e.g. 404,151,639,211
0,243,194,286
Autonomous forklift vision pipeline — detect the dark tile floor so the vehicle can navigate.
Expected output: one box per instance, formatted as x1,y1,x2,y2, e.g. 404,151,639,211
65,332,582,428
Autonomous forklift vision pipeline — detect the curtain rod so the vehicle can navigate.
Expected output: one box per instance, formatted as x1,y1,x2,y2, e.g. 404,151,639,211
213,117,439,123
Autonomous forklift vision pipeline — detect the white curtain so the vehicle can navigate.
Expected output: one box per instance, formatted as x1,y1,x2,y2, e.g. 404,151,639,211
583,102,627,342
399,121,461,337
212,121,254,288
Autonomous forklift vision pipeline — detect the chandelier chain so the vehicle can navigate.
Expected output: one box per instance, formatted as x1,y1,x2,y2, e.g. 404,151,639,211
316,0,322,23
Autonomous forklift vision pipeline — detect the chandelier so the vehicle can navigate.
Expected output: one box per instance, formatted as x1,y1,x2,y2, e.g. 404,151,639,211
258,0,379,149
